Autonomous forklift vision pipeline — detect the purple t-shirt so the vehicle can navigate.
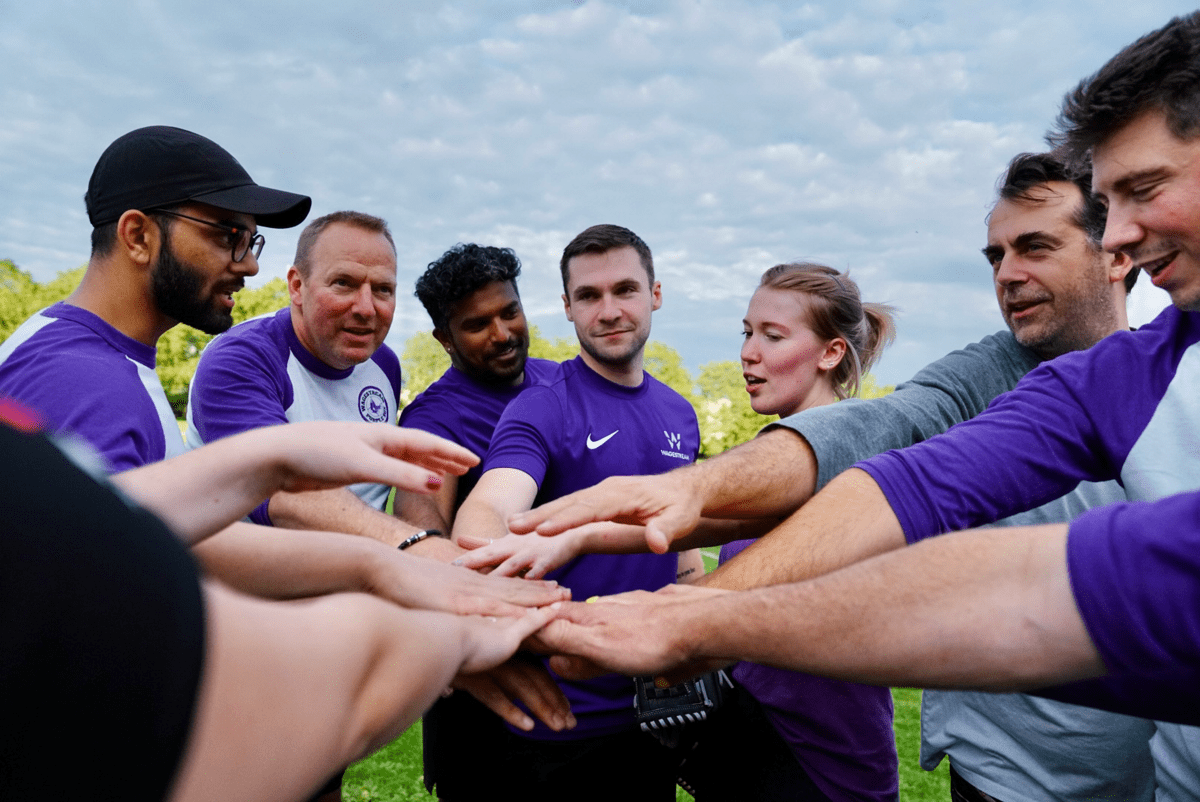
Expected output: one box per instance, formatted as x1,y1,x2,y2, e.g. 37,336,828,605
186,308,402,523
398,358,559,507
719,539,897,802
1051,491,1200,724
0,303,185,471
484,355,700,739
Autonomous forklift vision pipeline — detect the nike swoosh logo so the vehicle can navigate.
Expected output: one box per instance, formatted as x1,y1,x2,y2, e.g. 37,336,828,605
586,430,619,449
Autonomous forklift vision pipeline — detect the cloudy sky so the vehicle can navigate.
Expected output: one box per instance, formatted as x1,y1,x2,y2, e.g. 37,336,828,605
0,0,1188,384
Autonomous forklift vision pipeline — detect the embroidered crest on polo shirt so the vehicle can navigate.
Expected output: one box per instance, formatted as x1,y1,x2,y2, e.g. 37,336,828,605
358,387,390,423
661,430,690,460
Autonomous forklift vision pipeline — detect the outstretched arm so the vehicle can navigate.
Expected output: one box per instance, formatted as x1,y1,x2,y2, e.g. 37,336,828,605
540,522,1102,691
508,428,815,552
171,583,558,802
453,467,540,546
114,422,477,545
193,521,569,616
699,468,905,590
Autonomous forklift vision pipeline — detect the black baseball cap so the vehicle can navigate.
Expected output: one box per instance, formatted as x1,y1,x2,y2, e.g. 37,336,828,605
85,126,311,228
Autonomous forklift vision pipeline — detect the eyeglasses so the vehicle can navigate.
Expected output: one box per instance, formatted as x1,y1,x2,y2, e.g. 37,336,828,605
147,209,265,262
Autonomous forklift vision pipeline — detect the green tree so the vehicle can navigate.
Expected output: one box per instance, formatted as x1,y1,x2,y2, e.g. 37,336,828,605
158,278,292,415
693,360,771,457
399,331,451,406
527,324,578,363
0,261,86,341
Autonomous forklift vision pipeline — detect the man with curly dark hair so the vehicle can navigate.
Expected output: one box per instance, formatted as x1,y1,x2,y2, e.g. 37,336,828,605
400,243,562,801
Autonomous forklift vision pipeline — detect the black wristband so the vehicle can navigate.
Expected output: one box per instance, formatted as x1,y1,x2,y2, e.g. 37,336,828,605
397,529,444,550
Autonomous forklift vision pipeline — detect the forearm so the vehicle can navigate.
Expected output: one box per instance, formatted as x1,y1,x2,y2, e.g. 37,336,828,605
692,428,819,519
695,523,1102,690
701,468,905,590
116,429,296,538
452,501,514,545
393,476,456,533
171,585,481,802
269,487,419,548
192,521,377,599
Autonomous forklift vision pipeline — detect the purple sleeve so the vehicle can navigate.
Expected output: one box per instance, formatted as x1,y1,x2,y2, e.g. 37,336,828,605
1056,492,1200,721
858,318,1183,544
8,352,165,472
189,329,291,444
398,394,459,442
480,387,561,488
858,362,1120,544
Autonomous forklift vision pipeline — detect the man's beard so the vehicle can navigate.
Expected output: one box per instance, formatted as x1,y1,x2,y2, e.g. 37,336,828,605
151,229,238,335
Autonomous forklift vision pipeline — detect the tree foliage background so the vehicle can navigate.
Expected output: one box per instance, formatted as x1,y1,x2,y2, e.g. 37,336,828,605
398,326,893,458
2,261,893,456
0,261,290,415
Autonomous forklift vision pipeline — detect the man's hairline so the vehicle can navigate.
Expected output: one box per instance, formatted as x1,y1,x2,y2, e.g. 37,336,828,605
293,220,398,280
987,181,1102,251
563,245,655,298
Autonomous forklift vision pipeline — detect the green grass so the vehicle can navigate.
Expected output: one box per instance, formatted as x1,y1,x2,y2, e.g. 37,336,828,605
343,688,948,800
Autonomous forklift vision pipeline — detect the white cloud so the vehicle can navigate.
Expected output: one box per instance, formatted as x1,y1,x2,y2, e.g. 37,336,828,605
4,0,1199,386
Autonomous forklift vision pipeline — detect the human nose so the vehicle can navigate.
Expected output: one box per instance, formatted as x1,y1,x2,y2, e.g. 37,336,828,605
350,284,375,318
488,318,511,343
741,334,760,365
233,250,260,278
993,254,1027,287
1101,202,1143,255
597,294,621,322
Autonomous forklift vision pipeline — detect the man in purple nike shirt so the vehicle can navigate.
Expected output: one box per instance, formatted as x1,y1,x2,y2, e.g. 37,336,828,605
454,225,699,801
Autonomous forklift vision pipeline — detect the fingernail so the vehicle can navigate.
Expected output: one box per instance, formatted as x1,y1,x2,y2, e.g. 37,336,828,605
426,474,443,489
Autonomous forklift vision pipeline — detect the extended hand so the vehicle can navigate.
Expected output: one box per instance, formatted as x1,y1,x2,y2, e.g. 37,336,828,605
454,531,584,579
270,421,478,495
452,645,576,732
507,472,703,554
369,551,571,615
534,586,732,682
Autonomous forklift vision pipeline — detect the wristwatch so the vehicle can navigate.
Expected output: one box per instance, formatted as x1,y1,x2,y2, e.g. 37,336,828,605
397,529,444,550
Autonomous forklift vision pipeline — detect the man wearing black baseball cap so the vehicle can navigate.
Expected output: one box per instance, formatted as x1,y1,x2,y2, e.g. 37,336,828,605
0,125,310,470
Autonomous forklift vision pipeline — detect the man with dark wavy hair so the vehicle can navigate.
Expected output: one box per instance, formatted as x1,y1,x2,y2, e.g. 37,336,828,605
400,242,561,801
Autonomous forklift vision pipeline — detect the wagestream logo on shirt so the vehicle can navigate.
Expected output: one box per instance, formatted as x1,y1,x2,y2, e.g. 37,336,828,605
661,430,689,460
358,387,390,423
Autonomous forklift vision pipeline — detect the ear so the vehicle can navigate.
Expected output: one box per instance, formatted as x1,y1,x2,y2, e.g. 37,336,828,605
818,338,848,372
116,210,158,267
562,293,573,323
286,265,304,306
1107,250,1133,286
650,281,663,312
432,327,454,355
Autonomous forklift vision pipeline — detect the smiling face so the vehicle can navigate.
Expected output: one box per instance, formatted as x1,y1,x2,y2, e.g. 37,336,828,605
151,203,260,334
984,182,1122,359
435,280,530,386
1093,110,1200,312
563,246,662,382
740,286,843,417
288,221,397,370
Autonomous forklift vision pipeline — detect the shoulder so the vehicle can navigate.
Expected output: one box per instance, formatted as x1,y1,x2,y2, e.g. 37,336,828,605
906,330,1039,389
199,309,290,362
525,357,562,384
